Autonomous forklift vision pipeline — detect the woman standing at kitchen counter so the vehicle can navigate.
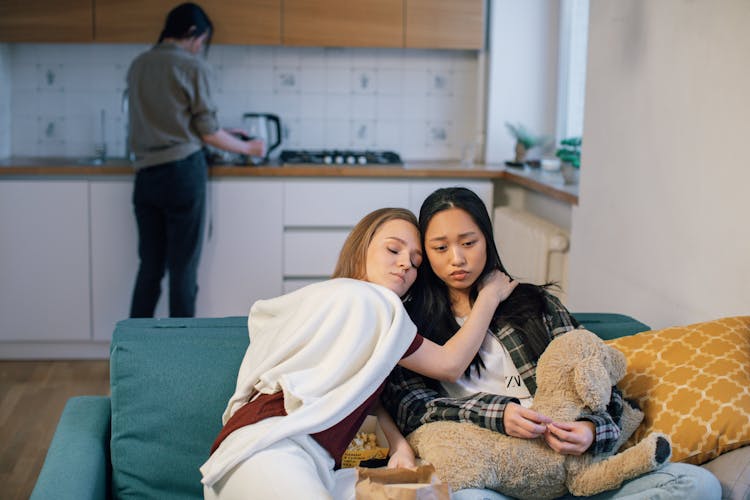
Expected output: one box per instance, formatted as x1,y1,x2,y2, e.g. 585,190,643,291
127,2,263,318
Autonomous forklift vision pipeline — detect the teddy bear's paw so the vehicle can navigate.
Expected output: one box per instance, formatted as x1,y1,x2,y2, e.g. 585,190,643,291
653,434,671,465
624,432,672,471
566,431,673,497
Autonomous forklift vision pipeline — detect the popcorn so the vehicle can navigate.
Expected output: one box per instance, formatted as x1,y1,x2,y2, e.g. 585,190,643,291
347,431,378,451
341,416,389,468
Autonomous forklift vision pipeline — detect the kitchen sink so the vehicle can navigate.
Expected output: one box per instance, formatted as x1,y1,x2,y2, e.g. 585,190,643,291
76,156,134,166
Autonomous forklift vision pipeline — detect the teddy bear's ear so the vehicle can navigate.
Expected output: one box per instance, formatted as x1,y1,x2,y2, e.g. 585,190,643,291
573,358,611,412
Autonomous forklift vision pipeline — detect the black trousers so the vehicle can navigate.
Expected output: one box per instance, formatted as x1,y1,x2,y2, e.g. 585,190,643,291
130,150,207,318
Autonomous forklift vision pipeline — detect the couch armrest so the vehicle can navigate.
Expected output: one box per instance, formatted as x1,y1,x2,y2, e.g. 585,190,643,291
31,396,112,500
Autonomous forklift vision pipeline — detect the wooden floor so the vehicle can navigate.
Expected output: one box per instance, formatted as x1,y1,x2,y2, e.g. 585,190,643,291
0,360,110,500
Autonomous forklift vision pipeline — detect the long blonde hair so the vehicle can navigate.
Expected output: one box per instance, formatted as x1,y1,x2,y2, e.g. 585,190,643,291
332,208,418,281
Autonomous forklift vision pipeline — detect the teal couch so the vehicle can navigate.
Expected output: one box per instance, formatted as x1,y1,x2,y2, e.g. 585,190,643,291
30,314,654,500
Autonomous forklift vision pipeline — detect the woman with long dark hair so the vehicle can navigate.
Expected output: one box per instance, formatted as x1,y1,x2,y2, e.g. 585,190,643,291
382,187,720,499
127,3,263,318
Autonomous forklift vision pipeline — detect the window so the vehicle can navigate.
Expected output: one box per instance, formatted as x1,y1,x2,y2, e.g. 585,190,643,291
556,0,589,142
483,1,589,163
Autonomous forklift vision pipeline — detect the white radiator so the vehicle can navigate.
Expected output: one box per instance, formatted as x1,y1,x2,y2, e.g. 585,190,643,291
492,207,570,302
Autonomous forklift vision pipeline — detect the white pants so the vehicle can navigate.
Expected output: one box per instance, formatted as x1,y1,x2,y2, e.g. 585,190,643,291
203,432,357,500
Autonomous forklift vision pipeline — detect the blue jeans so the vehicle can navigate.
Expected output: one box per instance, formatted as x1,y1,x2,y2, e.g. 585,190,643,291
130,150,207,318
451,463,721,500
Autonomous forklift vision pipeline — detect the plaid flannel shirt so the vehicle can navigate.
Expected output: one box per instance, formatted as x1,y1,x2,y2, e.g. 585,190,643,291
382,292,625,455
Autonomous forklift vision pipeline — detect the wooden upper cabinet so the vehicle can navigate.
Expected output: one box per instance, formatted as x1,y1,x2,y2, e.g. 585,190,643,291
0,0,483,49
0,0,94,42
283,0,403,48
212,0,281,45
405,0,485,50
94,0,281,45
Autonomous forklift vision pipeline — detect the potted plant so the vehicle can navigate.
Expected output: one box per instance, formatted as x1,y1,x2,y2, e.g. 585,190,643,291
555,136,581,184
505,122,549,167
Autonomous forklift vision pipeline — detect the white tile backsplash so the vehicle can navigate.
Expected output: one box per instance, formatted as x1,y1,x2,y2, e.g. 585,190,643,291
376,95,402,119
350,119,376,148
350,95,377,120
351,69,377,95
325,68,351,94
5,44,480,160
324,94,351,119
324,120,350,148
297,118,325,148
10,62,36,90
243,46,275,68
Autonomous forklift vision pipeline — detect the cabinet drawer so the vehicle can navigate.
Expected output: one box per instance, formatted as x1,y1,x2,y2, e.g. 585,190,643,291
284,179,410,227
284,229,350,277
408,180,494,216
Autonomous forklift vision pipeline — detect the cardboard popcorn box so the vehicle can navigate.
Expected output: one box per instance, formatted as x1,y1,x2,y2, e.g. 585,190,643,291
355,464,451,499
341,415,389,468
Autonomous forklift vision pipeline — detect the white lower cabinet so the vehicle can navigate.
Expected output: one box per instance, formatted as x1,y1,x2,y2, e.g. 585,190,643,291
89,179,167,342
283,229,350,278
0,180,91,343
407,180,494,217
196,179,283,317
284,179,411,226
89,178,284,342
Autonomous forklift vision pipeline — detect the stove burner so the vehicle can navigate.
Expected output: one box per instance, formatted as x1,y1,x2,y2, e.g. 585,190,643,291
280,149,402,166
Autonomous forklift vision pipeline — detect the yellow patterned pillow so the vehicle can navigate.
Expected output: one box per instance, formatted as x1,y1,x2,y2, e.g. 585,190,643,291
606,316,750,465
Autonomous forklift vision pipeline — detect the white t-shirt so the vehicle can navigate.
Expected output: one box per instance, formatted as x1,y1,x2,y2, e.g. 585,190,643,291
441,317,533,407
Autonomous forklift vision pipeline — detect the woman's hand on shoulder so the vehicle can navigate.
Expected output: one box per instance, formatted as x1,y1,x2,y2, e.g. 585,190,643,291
478,269,518,303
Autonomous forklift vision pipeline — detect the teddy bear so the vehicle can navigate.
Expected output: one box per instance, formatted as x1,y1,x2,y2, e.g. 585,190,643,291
406,329,672,499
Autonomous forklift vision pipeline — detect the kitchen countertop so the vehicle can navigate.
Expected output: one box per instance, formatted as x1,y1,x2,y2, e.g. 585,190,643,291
0,157,579,205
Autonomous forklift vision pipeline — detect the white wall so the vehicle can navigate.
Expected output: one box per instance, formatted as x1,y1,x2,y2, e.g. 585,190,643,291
485,0,559,163
569,0,750,329
0,44,11,157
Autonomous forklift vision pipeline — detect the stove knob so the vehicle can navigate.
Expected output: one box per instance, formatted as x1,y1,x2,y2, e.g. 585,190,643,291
323,155,333,164
346,155,356,165
335,155,344,164
357,156,367,165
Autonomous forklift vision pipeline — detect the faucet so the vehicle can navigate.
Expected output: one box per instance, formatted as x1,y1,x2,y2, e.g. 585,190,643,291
121,89,135,163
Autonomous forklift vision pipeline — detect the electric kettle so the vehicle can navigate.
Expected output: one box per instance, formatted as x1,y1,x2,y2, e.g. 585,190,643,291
242,113,282,164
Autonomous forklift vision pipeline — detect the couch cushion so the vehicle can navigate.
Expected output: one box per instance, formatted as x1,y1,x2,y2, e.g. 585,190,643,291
110,317,248,500
607,316,750,465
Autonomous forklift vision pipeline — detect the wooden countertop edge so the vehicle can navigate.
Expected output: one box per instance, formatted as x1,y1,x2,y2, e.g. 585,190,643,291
500,169,579,205
0,161,578,205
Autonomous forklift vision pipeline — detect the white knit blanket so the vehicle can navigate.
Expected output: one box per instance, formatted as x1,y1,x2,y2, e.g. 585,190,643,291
200,278,416,487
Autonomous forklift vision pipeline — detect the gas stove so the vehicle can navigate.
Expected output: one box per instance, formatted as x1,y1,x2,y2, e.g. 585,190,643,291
280,149,402,166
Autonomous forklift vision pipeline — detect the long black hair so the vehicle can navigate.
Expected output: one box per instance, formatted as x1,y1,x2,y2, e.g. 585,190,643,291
405,187,554,376
157,3,213,54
